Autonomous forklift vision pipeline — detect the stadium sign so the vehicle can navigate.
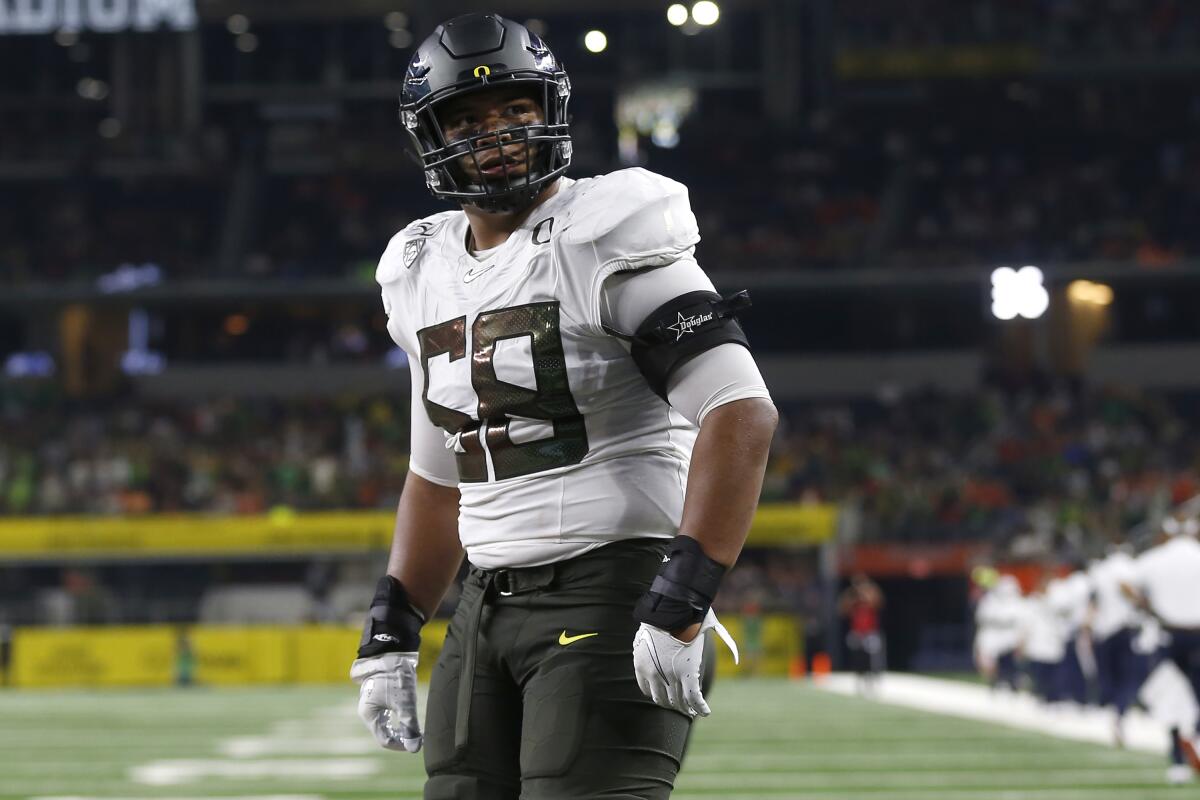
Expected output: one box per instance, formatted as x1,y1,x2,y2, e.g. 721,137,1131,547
0,0,197,34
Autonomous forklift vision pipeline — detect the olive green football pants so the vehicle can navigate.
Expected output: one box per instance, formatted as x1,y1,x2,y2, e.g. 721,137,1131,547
422,538,693,800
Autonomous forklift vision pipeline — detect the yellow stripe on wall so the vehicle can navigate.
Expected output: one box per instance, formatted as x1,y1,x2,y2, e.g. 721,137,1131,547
7,616,799,688
0,504,836,561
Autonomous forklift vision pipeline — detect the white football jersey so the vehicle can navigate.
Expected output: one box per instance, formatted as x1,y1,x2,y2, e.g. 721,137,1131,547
1021,592,1067,663
974,579,1024,660
1132,535,1200,627
1046,573,1091,634
1087,551,1139,639
377,168,705,569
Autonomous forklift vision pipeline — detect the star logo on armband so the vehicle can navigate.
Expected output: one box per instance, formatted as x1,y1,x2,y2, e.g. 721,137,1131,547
667,310,714,341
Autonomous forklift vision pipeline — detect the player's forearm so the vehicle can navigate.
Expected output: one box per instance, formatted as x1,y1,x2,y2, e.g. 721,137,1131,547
386,471,464,619
678,397,778,567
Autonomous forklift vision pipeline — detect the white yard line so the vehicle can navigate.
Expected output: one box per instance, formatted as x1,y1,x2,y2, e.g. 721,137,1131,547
129,700,386,787
34,796,323,800
673,793,1194,800
218,735,375,757
815,673,1175,756
129,758,381,786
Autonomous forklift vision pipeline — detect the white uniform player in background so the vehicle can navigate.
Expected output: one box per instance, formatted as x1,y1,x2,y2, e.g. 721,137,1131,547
974,575,1025,691
1046,571,1094,706
1126,516,1200,784
1020,578,1068,705
1087,546,1144,745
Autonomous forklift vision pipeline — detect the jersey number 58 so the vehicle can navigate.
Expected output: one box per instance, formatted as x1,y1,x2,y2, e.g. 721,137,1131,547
416,301,589,483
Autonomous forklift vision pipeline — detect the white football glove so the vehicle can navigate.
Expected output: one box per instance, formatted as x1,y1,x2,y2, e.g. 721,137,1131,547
350,651,422,752
632,608,739,718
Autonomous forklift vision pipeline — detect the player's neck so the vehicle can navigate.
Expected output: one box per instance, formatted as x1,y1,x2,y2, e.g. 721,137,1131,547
464,180,560,251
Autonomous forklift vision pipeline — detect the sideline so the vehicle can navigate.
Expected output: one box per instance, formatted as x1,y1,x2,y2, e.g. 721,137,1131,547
816,672,1171,755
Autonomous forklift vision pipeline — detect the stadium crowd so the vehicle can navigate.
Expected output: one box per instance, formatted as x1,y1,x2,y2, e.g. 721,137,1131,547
4,12,1200,282
0,386,411,516
839,0,1199,52
3,382,1197,564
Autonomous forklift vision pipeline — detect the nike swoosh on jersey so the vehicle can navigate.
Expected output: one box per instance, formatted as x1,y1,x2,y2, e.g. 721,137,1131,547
463,263,496,283
558,631,599,646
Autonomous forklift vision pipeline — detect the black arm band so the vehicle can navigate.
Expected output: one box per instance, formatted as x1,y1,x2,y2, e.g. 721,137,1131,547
633,535,729,632
629,289,752,400
356,575,426,658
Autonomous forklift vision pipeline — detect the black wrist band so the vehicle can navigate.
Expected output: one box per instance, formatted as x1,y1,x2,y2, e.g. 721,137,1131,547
357,575,426,658
633,535,728,631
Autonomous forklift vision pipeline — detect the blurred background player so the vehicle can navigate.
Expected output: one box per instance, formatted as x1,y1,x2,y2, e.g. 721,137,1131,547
839,572,884,695
1125,515,1200,782
974,573,1025,692
1020,575,1068,706
1047,565,1096,707
1086,543,1144,746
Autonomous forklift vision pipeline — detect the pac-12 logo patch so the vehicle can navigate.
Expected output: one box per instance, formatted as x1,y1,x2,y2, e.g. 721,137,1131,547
403,239,424,269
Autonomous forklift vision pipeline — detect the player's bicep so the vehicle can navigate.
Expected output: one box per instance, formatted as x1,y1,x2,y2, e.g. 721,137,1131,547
407,366,458,488
665,344,772,427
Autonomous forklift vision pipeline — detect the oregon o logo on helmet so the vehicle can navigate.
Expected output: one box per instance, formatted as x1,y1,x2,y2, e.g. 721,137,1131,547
473,65,491,78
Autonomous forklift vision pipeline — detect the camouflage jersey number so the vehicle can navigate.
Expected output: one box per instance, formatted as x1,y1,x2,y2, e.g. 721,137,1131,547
416,301,589,483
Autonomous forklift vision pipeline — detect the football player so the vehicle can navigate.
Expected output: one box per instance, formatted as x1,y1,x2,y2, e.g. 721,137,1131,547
838,572,885,695
973,574,1024,692
1125,516,1200,782
349,14,777,800
1047,566,1095,706
1086,544,1143,746
1019,574,1068,704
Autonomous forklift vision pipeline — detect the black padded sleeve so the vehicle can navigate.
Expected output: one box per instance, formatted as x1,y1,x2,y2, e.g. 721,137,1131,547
628,289,753,400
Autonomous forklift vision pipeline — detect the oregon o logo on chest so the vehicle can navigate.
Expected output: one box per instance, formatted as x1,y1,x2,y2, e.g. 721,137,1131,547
473,65,491,78
532,217,554,245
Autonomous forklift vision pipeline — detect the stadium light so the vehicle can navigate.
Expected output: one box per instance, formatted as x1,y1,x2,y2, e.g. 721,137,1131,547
389,29,413,49
692,1,720,26
584,30,608,53
383,11,408,32
224,314,250,336
225,14,250,35
667,4,688,26
651,119,680,148
990,265,1049,321
76,78,109,101
4,352,55,379
1067,279,1113,306
235,32,258,53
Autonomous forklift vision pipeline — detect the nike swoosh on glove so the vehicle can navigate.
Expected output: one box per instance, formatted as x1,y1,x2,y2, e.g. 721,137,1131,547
632,608,739,718
350,651,422,752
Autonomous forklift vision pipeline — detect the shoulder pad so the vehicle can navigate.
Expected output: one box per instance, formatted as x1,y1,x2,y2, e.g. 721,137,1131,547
562,168,699,269
376,212,455,285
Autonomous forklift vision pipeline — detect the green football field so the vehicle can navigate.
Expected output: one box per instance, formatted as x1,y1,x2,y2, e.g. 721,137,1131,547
0,679,1195,800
